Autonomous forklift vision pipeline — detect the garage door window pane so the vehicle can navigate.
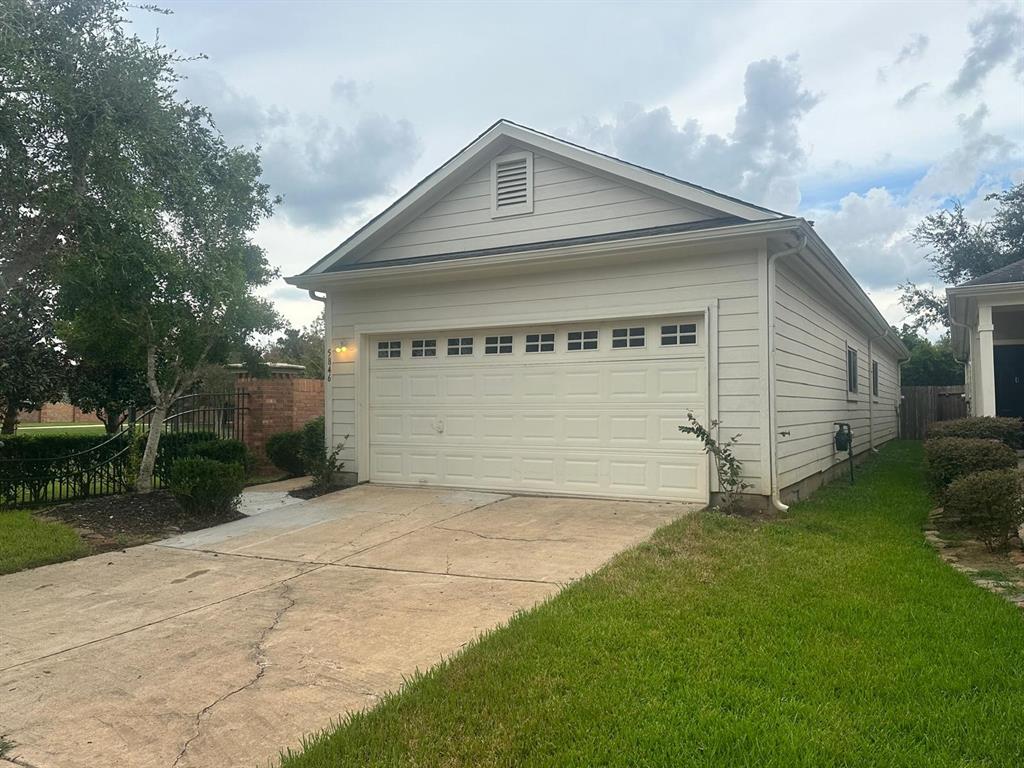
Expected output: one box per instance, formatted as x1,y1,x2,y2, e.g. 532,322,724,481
412,339,436,357
661,323,697,346
447,337,473,355
525,332,555,353
377,340,401,359
568,330,598,351
612,327,645,348
485,335,513,354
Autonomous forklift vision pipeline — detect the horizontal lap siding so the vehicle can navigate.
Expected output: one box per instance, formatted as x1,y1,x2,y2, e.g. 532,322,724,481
775,263,899,489
364,152,714,263
328,246,767,491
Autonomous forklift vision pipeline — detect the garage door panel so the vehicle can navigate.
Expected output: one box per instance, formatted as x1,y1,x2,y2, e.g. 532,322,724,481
368,316,708,502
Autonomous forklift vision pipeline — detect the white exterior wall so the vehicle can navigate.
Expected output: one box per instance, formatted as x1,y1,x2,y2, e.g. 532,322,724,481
773,262,901,489
327,242,771,494
362,151,717,264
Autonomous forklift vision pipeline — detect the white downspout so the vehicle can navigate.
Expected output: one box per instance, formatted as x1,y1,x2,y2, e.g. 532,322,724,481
767,234,808,512
948,315,972,414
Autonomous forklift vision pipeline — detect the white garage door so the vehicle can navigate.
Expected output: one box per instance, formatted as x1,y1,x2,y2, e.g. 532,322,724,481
368,315,708,502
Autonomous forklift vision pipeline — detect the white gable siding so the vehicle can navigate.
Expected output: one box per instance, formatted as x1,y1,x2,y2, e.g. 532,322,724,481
361,151,717,264
774,262,900,491
327,243,770,494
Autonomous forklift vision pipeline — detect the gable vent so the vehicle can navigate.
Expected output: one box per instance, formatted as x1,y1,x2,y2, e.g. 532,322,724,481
490,151,534,218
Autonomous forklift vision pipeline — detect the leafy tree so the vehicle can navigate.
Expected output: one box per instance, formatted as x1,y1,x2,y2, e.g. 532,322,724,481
58,109,280,488
265,315,325,379
66,357,150,434
897,326,964,386
899,184,1024,331
38,2,282,489
0,0,187,291
0,284,66,433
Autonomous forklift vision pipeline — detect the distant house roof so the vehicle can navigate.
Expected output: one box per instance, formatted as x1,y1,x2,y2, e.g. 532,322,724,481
958,257,1024,287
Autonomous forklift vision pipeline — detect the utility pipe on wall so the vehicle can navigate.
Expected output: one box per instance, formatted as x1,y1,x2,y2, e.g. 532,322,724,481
766,234,807,513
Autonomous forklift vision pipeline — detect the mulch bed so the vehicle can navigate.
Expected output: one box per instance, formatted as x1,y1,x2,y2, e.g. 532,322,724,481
925,509,1024,609
37,491,245,554
288,479,356,500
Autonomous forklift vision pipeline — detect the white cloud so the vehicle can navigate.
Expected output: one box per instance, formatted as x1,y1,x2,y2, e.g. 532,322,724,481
948,4,1024,96
564,57,819,213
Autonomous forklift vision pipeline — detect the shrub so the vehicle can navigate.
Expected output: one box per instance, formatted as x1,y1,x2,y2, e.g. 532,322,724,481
265,430,305,476
944,468,1024,550
190,439,249,471
929,417,1024,449
923,437,1018,498
679,412,750,512
0,433,111,461
168,457,245,518
135,430,220,483
299,416,326,466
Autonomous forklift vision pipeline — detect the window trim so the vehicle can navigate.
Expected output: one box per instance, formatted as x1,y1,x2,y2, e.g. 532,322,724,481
411,338,437,358
490,151,534,219
525,331,555,354
377,340,402,359
611,326,646,349
871,360,879,398
846,343,859,397
567,329,599,351
484,334,514,355
660,322,698,347
447,336,473,356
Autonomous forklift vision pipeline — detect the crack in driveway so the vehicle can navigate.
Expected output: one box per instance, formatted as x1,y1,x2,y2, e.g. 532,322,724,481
171,583,296,768
432,524,571,544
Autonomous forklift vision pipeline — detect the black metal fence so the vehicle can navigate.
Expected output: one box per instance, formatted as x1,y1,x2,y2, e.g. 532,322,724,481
0,390,248,510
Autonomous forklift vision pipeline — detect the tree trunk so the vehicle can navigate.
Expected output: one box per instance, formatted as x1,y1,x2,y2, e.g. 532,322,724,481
100,408,124,434
1,407,17,435
136,403,167,492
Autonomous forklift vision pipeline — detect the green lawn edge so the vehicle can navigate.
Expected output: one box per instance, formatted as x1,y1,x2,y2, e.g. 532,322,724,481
280,441,1024,768
0,510,89,575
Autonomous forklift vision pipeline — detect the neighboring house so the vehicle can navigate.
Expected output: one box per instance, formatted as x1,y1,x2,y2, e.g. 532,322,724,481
287,120,907,508
947,258,1024,419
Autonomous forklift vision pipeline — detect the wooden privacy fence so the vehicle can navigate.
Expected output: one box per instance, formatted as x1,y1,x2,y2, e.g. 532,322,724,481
899,386,967,439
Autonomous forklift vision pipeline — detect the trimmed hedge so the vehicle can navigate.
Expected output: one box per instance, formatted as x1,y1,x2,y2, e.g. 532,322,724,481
190,438,249,470
0,433,112,461
928,417,1024,449
169,457,246,517
300,416,326,465
136,431,219,482
266,417,326,477
923,437,1018,498
266,431,306,476
944,468,1024,550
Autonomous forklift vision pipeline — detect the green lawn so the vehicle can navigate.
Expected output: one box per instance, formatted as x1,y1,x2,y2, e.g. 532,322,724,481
14,422,106,436
281,442,1024,768
0,510,89,574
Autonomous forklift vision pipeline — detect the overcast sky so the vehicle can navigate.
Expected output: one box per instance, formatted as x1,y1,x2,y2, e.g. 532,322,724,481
129,0,1024,330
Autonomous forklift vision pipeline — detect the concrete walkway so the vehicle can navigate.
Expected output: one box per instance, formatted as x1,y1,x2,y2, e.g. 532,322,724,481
0,485,698,768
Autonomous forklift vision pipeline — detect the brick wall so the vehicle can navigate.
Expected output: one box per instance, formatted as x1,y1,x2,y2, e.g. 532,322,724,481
236,372,324,472
18,402,104,425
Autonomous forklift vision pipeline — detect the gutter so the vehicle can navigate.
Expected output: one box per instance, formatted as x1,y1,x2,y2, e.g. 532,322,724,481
766,234,808,513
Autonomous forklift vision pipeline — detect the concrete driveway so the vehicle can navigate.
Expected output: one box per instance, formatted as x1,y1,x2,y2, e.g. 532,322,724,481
0,485,697,768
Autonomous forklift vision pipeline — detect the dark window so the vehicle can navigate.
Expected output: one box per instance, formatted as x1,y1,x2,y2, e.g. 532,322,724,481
872,361,879,396
447,337,473,356
377,340,401,359
412,339,436,358
485,335,513,354
525,332,555,353
567,330,598,351
612,327,645,349
660,323,697,346
847,347,858,393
